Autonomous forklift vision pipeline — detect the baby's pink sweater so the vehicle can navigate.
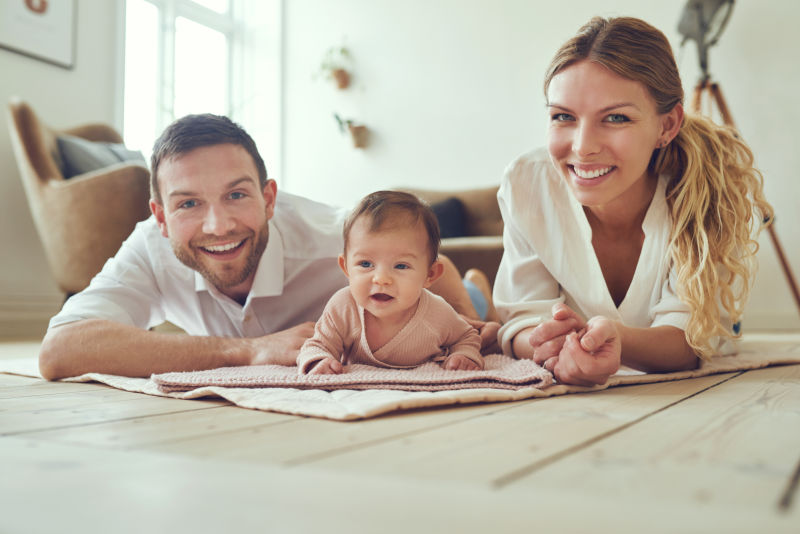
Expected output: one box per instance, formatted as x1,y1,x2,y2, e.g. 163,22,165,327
297,287,483,374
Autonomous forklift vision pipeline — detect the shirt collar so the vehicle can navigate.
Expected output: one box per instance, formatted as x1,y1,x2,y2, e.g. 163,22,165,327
194,219,285,299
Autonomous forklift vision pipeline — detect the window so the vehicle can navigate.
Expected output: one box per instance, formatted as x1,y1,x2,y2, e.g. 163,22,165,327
122,0,282,176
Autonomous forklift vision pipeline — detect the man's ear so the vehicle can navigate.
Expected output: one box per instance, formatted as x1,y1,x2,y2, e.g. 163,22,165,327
423,259,445,288
338,254,349,278
149,199,169,238
262,179,278,220
660,103,684,144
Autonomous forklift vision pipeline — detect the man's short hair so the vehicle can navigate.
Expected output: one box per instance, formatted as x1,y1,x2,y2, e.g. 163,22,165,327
150,114,268,204
343,190,440,264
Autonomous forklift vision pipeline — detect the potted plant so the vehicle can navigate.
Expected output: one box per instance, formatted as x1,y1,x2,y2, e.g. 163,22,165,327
334,113,369,149
316,46,352,89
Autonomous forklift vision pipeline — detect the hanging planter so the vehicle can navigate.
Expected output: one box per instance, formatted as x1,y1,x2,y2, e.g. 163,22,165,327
316,46,352,90
335,114,369,149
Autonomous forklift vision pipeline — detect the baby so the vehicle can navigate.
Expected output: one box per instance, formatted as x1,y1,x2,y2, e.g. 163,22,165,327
297,191,484,374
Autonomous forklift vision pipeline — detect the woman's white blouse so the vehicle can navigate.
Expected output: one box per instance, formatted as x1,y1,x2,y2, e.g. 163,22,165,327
494,147,699,355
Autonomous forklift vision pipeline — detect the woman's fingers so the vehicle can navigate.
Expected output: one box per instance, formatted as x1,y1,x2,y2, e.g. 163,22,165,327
552,330,620,386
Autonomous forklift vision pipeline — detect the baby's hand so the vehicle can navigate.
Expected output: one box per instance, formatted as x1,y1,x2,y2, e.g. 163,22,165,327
443,353,482,371
306,357,344,375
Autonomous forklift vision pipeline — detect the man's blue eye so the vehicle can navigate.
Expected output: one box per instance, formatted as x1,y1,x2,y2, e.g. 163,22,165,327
179,200,197,209
230,191,246,199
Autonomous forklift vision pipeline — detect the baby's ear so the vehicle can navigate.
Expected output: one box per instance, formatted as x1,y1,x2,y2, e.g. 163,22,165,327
338,254,349,278
424,259,445,288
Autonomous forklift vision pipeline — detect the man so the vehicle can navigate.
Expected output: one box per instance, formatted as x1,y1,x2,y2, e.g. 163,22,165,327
39,114,495,380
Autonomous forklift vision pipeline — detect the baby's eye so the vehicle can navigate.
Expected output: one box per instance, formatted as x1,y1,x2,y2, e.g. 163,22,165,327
551,113,574,122
357,260,373,268
604,113,630,123
394,263,410,270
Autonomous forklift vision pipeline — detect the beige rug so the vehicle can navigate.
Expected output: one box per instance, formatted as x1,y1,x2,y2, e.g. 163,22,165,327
3,339,799,420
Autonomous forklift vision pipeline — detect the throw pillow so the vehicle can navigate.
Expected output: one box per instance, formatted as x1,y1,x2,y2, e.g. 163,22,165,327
431,197,467,238
57,134,146,179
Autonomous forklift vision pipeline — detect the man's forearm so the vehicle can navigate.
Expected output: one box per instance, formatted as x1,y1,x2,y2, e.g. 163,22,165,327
39,319,252,380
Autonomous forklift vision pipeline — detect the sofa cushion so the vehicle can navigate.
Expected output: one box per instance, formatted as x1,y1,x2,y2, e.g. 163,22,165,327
431,197,468,238
57,134,146,179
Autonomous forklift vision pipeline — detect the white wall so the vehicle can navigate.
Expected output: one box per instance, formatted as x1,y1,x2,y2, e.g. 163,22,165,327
281,0,800,331
0,0,121,337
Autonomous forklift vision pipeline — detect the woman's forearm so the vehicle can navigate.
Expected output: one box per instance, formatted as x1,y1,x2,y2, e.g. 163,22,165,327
617,323,699,373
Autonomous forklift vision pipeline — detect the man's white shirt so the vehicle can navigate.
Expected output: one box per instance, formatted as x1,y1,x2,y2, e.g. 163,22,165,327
50,191,348,338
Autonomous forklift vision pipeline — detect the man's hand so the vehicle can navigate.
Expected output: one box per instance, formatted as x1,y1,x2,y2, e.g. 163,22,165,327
249,322,316,366
461,316,501,354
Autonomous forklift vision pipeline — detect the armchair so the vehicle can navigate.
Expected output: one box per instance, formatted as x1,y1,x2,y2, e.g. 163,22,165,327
7,98,151,296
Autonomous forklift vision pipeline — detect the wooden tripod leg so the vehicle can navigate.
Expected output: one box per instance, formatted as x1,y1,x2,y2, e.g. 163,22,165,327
691,80,707,114
766,223,800,315
709,83,736,129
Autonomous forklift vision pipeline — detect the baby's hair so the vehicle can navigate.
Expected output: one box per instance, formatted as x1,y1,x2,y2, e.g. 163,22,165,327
343,191,440,265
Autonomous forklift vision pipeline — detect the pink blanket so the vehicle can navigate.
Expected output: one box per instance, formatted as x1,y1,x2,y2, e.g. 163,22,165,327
152,354,552,393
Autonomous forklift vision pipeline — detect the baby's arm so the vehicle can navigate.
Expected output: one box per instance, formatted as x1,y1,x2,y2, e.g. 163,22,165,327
297,289,353,375
441,310,485,370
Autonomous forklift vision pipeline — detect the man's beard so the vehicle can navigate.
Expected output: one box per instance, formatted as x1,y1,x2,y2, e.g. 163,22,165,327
171,221,269,291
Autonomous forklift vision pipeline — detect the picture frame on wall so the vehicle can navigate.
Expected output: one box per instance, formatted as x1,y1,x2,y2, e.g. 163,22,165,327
0,0,76,69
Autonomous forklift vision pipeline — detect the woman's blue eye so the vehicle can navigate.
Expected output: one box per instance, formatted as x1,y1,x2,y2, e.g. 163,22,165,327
605,114,630,123
551,113,574,122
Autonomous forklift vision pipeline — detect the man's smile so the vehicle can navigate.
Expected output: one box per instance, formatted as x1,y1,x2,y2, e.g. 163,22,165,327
199,239,246,256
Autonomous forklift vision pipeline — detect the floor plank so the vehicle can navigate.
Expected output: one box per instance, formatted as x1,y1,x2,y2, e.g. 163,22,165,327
0,377,112,396
279,374,738,483
122,374,733,483
141,399,519,463
508,365,800,512
1,383,229,435
24,403,299,448
0,434,789,534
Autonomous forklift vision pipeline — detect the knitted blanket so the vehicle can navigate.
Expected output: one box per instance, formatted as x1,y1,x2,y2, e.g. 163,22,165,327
152,354,552,393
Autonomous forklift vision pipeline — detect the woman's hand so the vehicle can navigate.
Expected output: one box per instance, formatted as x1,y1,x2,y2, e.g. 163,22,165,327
528,303,586,367
549,316,621,386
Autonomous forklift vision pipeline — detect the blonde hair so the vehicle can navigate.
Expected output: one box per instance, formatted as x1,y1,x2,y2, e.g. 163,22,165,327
544,17,773,357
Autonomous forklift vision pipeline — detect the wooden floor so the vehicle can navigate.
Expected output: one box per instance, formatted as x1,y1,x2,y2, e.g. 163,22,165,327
2,333,799,534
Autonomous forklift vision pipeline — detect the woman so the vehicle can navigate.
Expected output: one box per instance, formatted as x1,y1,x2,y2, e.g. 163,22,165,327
494,17,772,386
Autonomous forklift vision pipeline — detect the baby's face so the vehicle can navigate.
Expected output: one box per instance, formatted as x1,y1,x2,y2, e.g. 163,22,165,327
340,216,435,324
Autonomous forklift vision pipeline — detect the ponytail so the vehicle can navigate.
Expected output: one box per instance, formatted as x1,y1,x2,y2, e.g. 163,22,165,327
656,114,773,357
